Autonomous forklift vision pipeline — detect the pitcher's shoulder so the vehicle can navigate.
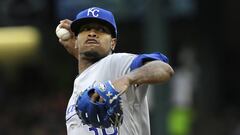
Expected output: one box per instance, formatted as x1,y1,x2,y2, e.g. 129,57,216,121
106,53,136,60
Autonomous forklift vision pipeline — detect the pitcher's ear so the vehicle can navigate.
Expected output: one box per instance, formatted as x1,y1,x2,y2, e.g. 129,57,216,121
111,38,117,51
75,39,78,49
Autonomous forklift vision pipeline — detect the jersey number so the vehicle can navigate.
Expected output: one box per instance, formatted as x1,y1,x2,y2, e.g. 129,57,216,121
89,127,117,135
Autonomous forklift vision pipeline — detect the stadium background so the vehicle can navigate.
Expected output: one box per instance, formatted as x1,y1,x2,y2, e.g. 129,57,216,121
0,0,239,135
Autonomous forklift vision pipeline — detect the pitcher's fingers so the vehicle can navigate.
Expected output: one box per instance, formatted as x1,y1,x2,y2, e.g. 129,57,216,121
91,92,100,102
59,20,72,29
99,97,104,103
59,23,71,30
60,19,72,24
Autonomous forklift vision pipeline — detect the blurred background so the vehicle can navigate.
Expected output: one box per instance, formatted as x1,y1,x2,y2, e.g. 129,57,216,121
0,0,239,135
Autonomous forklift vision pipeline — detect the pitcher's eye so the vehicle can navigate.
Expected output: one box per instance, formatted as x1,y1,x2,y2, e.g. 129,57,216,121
79,27,90,32
98,28,105,32
97,27,111,35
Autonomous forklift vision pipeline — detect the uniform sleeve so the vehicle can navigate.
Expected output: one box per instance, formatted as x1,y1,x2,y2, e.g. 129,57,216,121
130,52,169,71
109,53,137,77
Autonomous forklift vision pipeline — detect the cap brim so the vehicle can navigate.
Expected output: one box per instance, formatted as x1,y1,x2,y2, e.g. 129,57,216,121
71,18,116,37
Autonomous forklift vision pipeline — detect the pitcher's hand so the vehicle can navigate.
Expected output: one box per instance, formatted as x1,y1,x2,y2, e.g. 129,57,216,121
57,19,78,59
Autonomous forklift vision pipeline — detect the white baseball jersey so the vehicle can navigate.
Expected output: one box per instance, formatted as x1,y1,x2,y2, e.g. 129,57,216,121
66,53,151,135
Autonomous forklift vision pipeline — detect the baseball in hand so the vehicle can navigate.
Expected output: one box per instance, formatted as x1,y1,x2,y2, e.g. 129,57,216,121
56,25,71,40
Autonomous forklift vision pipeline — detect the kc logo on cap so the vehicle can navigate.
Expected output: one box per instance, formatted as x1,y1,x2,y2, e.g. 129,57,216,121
71,7,117,37
87,7,99,17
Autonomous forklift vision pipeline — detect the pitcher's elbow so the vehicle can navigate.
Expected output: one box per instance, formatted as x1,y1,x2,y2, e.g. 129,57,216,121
163,65,174,82
168,66,174,77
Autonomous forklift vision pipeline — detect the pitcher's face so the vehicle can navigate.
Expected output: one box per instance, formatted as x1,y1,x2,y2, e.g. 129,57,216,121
76,22,116,61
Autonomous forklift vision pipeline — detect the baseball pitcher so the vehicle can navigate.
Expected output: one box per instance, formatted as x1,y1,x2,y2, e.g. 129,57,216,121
57,7,174,135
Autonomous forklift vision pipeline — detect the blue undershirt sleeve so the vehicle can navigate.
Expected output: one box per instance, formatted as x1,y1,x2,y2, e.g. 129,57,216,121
130,52,169,71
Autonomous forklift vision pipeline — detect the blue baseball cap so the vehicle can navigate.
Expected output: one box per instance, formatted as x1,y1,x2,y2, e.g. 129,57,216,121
71,7,117,38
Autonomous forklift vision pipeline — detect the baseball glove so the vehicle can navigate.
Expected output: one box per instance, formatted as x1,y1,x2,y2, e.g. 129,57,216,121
75,81,123,128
